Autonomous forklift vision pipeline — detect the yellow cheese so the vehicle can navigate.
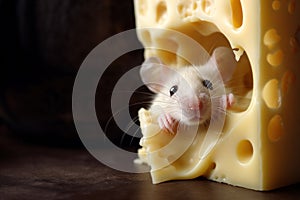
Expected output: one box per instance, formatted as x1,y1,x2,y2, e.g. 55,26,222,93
134,0,300,190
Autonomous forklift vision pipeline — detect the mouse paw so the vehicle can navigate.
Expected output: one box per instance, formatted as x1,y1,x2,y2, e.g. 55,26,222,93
227,93,235,108
158,113,178,134
221,93,235,109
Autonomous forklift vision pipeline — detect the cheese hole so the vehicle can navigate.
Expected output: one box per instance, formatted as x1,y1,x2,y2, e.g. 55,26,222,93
205,162,217,177
201,0,214,15
262,79,281,109
237,140,253,164
138,0,147,16
288,0,296,14
156,1,168,24
226,50,253,112
211,162,216,170
230,0,243,28
267,49,284,67
264,29,281,49
281,70,296,96
272,0,281,11
177,4,184,15
177,0,196,19
268,115,285,142
193,2,198,10
290,37,298,53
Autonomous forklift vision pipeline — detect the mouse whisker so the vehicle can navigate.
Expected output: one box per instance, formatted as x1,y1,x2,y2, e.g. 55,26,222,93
104,101,146,135
159,91,171,98
113,89,155,97
129,125,142,146
120,115,141,147
124,115,140,132
127,100,154,107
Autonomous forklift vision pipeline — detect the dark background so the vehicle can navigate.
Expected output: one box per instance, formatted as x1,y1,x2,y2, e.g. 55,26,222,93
0,0,149,148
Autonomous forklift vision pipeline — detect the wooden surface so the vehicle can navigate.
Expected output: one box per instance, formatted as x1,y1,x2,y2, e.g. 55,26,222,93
1,131,300,200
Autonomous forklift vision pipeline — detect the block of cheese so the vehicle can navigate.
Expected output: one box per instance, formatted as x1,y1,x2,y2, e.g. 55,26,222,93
134,0,300,191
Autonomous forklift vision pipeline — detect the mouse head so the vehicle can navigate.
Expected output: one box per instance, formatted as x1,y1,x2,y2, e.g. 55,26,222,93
140,47,237,125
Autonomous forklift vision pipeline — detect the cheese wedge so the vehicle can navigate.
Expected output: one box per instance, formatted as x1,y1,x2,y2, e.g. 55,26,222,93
134,0,300,190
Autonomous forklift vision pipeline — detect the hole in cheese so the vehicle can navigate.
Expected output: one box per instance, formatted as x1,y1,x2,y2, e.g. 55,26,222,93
289,36,298,53
147,24,254,112
262,79,281,109
288,0,296,14
211,162,216,170
281,70,296,96
138,0,147,16
272,0,281,11
267,49,284,67
201,0,214,16
236,140,254,164
268,115,285,142
156,1,168,24
177,0,197,19
226,50,253,112
230,0,243,29
193,1,198,10
264,29,281,49
177,4,184,16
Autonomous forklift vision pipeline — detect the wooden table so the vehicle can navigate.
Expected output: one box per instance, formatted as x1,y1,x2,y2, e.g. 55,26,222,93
1,132,299,200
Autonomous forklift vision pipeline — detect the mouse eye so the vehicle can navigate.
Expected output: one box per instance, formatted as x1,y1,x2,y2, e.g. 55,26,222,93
202,80,213,90
169,85,178,96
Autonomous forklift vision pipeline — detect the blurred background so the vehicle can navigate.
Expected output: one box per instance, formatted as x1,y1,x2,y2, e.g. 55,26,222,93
0,0,148,149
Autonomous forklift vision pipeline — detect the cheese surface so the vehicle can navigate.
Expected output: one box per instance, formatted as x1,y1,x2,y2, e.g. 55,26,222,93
134,0,300,190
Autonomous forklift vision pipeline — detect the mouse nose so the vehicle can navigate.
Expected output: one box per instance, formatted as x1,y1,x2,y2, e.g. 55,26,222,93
188,100,203,111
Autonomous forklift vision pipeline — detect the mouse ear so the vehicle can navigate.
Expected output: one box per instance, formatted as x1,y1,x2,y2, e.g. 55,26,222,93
140,57,175,93
210,47,237,82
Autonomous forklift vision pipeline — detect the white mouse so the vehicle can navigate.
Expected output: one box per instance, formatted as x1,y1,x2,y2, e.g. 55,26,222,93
140,47,237,134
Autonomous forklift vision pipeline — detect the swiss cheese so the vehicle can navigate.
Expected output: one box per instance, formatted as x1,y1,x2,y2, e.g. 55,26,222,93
134,0,300,190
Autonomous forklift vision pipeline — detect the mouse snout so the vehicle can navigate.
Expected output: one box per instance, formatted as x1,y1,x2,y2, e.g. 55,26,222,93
179,96,201,110
180,97,203,120
188,101,203,112
179,93,210,122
